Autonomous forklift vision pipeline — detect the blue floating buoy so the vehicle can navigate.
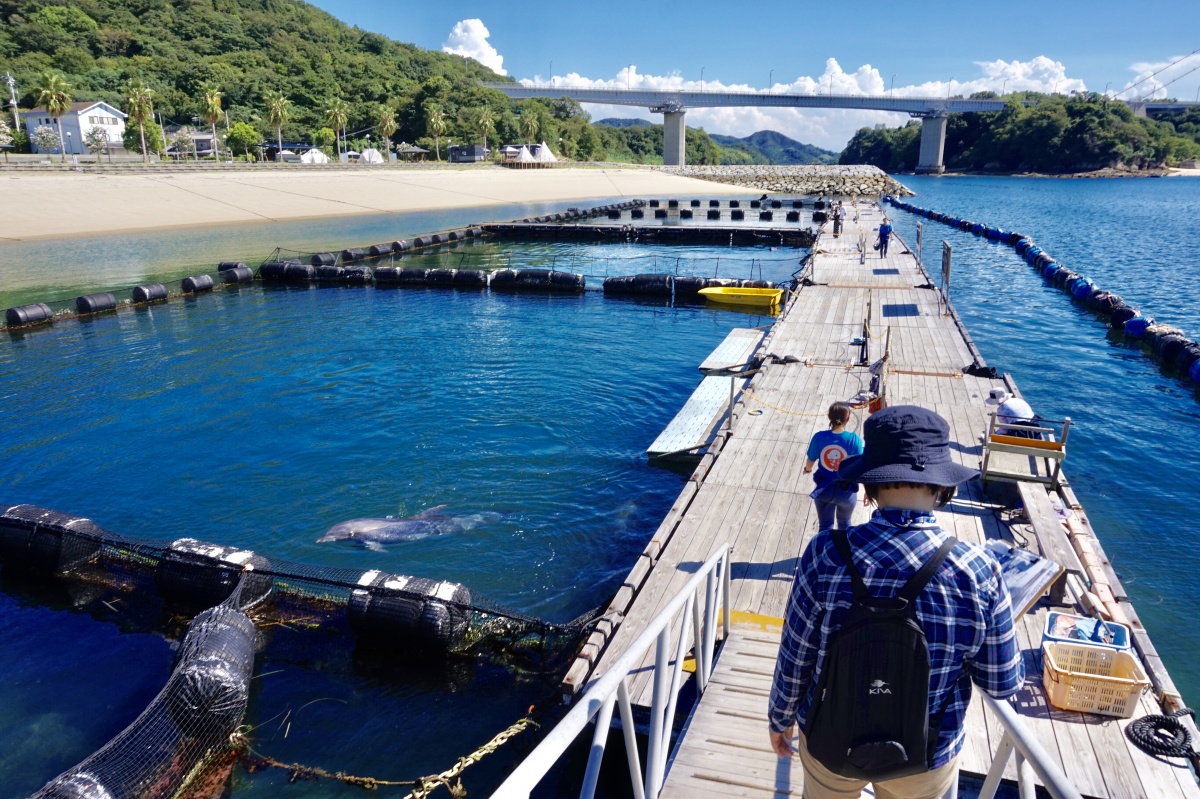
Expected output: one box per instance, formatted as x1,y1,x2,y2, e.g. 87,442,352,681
1042,263,1061,279
1014,238,1032,255
1124,316,1151,338
971,223,986,235
1025,246,1043,263
1070,279,1095,300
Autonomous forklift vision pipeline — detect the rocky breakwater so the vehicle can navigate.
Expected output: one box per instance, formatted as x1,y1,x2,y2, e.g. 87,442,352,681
657,165,914,197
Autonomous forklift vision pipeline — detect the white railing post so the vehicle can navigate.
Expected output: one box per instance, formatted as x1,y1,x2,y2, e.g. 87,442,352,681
616,681,647,799
977,730,1014,799
982,694,1083,799
488,545,732,799
644,626,672,799
580,694,616,799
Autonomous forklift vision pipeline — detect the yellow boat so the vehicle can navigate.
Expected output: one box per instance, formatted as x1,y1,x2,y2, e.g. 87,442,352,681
697,286,783,308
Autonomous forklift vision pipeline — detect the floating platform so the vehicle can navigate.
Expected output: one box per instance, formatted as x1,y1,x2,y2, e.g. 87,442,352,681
646,328,766,460
483,222,816,248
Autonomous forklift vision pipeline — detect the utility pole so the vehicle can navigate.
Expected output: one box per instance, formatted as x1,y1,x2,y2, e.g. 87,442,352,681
5,72,20,134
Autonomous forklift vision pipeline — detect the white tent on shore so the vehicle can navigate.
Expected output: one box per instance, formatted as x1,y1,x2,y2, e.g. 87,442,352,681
535,142,557,162
300,148,330,164
358,147,384,164
515,145,535,163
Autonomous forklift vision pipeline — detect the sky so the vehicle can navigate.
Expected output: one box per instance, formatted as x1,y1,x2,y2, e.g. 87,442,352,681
310,0,1200,150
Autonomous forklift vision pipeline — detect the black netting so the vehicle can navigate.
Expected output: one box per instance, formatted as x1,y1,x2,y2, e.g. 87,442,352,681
1,503,597,797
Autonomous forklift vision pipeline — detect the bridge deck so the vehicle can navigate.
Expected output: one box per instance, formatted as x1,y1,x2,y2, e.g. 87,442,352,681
584,208,1199,799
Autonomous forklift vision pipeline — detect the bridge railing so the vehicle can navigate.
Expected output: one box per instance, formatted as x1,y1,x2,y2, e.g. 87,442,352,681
978,693,1083,799
488,544,732,799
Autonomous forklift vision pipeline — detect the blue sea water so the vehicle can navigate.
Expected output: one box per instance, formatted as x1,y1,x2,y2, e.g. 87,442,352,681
1,176,1198,796
890,174,1200,702
0,229,790,797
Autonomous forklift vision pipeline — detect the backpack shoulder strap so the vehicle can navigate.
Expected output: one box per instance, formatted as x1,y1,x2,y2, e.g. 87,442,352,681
898,537,958,603
830,528,870,600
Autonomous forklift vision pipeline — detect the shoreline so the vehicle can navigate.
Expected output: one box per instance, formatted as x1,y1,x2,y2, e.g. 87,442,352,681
0,166,759,243
902,166,1200,179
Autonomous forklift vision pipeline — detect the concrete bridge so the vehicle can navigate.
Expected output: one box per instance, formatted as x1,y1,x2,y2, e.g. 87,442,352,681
487,85,1013,171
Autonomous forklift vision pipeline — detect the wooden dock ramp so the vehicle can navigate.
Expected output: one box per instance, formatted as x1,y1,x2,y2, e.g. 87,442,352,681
578,205,1200,799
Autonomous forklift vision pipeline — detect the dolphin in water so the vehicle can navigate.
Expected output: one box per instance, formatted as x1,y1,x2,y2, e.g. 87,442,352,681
318,505,502,550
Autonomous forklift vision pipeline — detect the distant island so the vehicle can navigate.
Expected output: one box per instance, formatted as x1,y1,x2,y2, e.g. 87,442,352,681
840,92,1200,174
595,119,838,166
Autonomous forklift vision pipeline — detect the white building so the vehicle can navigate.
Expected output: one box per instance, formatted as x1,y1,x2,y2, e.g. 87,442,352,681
22,100,127,155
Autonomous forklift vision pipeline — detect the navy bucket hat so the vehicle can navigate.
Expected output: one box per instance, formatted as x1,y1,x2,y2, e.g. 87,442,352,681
836,405,979,487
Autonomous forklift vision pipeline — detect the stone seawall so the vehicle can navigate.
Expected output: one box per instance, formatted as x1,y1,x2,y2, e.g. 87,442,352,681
656,165,914,197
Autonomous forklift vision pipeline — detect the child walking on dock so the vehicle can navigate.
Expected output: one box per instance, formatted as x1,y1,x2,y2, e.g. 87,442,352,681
769,405,1023,799
803,402,862,530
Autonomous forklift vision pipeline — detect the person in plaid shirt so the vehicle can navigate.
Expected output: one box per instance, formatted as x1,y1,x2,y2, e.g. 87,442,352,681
768,405,1024,799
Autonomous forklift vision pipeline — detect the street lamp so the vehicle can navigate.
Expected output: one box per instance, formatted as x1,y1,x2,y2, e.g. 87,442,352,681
701,66,705,93
549,61,553,87
65,131,72,158
627,64,633,90
1104,81,1112,98
890,74,896,98
1002,78,1009,95
769,69,774,93
946,78,954,99
1053,80,1060,95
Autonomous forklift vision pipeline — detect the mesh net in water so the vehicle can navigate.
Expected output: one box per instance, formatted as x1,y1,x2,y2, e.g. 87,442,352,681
0,504,597,799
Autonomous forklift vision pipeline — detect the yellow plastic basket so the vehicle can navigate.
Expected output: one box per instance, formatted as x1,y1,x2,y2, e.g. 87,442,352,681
1042,641,1149,718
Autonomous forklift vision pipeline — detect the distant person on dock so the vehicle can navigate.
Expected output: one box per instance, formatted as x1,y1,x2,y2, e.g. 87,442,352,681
985,388,1043,438
803,402,863,530
833,202,845,237
876,217,893,258
769,405,1023,799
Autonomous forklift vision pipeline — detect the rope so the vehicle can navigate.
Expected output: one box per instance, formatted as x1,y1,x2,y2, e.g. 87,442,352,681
1125,708,1200,759
239,715,537,795
741,388,868,416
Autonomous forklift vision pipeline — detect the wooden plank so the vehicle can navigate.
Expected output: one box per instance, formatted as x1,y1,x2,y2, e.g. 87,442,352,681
647,374,741,456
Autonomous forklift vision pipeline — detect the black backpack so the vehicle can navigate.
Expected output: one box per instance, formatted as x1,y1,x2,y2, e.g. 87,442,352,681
804,529,958,781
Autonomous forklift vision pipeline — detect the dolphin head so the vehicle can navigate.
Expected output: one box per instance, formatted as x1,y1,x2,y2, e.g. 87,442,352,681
317,518,397,544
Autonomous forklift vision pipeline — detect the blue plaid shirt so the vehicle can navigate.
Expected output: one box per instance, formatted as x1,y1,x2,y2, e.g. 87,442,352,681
768,508,1024,768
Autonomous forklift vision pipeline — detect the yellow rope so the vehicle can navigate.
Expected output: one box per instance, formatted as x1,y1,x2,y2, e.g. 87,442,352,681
239,715,537,796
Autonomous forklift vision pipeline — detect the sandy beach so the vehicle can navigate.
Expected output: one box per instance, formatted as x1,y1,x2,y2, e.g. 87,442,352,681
0,166,757,242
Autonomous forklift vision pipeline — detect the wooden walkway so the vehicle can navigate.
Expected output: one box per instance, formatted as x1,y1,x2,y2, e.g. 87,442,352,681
577,206,1200,799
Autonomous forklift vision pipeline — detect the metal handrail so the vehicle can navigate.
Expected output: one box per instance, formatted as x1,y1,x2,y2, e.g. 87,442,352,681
979,693,1084,799
489,544,733,799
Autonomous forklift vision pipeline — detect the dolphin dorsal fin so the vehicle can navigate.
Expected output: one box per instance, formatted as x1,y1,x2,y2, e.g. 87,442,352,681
414,504,450,518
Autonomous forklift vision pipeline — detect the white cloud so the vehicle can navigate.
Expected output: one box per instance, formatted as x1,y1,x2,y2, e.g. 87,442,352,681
1120,53,1200,100
442,19,506,76
521,57,1088,150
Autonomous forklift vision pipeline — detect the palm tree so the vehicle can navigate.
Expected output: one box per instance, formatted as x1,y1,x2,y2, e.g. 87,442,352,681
520,110,539,144
324,99,349,159
201,84,223,161
427,105,446,161
123,81,154,162
375,105,397,157
478,107,495,157
35,72,72,162
266,92,292,162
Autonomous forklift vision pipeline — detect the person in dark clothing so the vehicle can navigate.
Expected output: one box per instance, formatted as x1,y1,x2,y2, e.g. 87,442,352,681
877,218,893,258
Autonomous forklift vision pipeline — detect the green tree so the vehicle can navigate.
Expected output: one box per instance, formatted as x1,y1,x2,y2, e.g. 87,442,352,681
477,107,495,155
375,105,397,154
427,105,446,161
325,98,349,159
519,110,539,143
201,84,223,161
34,72,71,162
122,118,163,156
266,92,292,162
312,127,336,151
123,81,154,163
225,121,259,157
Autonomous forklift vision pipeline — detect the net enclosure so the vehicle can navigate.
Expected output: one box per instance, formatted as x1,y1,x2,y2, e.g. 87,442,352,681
0,504,595,799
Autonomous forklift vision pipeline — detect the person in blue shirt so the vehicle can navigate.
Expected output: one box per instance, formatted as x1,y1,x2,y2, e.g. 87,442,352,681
769,405,1023,799
877,218,893,258
803,402,864,530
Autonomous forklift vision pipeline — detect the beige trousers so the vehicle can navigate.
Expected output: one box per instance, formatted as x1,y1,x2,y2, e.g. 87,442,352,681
797,732,959,799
